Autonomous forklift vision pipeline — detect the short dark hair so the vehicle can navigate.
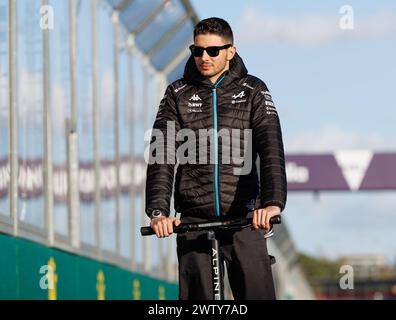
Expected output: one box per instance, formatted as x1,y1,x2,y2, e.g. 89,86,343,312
193,17,234,44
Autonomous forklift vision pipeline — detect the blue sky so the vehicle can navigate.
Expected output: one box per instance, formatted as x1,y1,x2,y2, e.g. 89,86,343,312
190,0,396,263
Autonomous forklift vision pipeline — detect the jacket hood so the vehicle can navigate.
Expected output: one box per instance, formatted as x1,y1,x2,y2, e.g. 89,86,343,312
183,52,248,87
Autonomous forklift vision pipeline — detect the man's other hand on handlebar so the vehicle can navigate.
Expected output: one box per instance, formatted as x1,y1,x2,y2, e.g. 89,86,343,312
150,216,181,238
252,205,281,230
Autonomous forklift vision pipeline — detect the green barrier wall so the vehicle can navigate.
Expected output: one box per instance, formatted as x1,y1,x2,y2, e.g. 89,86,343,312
0,233,178,300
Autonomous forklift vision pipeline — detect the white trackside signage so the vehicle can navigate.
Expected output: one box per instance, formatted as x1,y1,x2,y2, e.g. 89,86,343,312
334,150,373,191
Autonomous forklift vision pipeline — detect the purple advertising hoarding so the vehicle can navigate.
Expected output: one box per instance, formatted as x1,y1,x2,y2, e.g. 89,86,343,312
286,155,349,191
0,152,395,203
0,156,147,203
286,152,396,191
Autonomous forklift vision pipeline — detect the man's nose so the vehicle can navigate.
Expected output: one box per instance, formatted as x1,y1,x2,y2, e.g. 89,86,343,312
201,49,210,60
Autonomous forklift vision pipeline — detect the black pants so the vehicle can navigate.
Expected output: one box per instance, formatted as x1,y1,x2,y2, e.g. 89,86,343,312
176,226,276,300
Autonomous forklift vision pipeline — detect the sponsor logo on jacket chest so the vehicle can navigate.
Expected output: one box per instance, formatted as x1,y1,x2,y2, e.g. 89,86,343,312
187,94,203,112
231,90,247,104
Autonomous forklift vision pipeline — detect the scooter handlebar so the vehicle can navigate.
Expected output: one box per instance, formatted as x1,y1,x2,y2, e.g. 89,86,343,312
140,214,281,236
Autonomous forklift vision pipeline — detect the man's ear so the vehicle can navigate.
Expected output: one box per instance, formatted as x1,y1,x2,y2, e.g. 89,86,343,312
227,46,236,61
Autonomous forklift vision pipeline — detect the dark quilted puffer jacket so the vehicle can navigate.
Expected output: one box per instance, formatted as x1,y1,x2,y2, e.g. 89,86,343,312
145,53,287,221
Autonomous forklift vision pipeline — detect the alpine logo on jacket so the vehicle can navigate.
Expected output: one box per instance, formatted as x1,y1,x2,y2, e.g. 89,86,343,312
231,90,247,104
232,91,245,99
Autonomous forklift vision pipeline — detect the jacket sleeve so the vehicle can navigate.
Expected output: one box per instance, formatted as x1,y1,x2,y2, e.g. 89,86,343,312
145,85,180,218
251,81,287,211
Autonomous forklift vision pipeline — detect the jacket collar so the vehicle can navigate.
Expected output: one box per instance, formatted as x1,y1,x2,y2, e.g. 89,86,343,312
183,52,248,88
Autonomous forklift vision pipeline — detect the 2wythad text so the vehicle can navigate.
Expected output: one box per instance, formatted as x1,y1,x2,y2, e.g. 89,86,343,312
147,304,248,317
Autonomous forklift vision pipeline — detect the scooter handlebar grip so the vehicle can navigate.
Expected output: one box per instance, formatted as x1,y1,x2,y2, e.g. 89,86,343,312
269,215,281,225
140,226,155,236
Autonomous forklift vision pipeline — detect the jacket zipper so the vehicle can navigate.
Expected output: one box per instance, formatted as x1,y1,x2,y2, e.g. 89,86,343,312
212,74,226,217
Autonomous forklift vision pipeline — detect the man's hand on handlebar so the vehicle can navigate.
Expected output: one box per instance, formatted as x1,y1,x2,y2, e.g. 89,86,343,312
252,205,281,230
150,216,181,238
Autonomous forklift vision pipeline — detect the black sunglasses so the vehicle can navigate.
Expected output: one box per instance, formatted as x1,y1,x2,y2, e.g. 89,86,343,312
189,44,232,57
